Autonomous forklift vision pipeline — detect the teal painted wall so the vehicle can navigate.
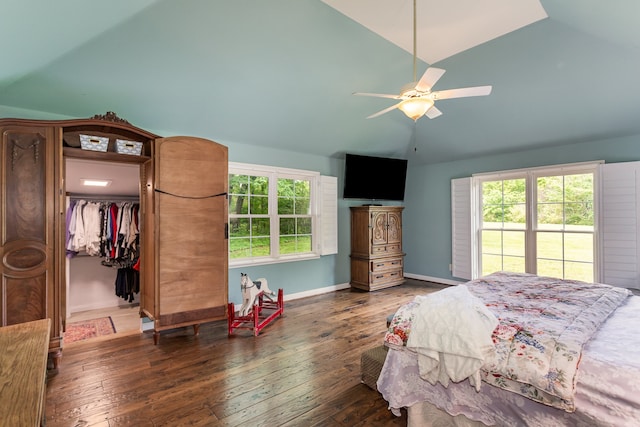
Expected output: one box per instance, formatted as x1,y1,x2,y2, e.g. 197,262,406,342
8,103,640,303
403,133,640,281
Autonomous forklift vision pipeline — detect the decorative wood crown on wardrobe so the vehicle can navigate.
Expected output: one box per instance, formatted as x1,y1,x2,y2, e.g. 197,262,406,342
0,112,229,368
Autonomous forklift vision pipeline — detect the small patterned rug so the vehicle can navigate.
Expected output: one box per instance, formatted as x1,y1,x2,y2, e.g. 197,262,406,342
65,316,116,344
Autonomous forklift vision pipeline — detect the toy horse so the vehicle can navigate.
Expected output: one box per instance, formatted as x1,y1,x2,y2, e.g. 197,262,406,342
239,273,276,316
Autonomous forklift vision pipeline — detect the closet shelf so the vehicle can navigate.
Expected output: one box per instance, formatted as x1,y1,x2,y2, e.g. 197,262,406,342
63,147,150,164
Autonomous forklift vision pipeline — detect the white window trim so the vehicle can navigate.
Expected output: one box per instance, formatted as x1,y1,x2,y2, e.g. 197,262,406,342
229,162,336,268
470,161,602,280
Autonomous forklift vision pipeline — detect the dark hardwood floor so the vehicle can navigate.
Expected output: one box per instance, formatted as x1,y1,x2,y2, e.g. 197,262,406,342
45,278,448,426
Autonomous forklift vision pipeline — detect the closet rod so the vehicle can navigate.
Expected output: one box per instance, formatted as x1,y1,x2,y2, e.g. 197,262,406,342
67,193,140,202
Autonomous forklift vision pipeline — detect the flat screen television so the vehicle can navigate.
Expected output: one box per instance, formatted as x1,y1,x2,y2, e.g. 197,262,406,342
343,153,408,201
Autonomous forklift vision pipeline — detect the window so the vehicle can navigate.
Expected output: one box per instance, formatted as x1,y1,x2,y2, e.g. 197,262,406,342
228,162,333,267
474,162,598,282
228,173,270,258
480,178,526,276
535,173,594,281
454,161,640,290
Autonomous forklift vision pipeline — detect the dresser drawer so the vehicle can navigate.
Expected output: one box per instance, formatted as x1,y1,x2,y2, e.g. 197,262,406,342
370,269,403,285
372,244,402,254
371,258,403,272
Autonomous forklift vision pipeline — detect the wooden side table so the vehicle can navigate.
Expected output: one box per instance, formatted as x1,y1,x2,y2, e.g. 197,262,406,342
0,319,51,426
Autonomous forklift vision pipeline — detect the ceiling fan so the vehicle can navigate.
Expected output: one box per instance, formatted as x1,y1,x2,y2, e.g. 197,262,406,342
353,0,492,121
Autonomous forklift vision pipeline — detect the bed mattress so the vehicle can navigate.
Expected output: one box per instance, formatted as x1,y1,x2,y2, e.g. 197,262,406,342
377,295,640,426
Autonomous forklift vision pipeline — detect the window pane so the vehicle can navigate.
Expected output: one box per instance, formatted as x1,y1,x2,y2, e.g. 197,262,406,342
250,176,269,195
229,239,251,259
252,237,270,256
295,198,310,215
537,259,563,278
482,254,502,276
564,174,593,203
278,178,295,196
482,179,526,229
278,198,293,215
503,255,525,273
537,232,563,260
565,202,593,227
229,174,249,195
482,204,503,227
297,235,312,252
503,179,526,203
250,195,268,215
537,203,564,230
228,195,248,215
295,179,310,197
280,218,295,235
537,176,563,203
229,218,250,237
504,204,526,229
503,231,525,256
279,235,296,254
565,261,593,282
564,233,593,262
482,181,504,203
297,217,312,234
279,235,312,254
481,230,502,254
251,218,270,236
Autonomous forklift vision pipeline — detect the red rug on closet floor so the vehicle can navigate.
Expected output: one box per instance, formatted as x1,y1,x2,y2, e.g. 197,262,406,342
65,317,116,343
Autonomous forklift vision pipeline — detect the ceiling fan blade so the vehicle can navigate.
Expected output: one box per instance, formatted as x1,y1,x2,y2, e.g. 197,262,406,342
353,92,401,100
366,103,401,119
425,106,442,119
432,85,492,100
415,67,446,92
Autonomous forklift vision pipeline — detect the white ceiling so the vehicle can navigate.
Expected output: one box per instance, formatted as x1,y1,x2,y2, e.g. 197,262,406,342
321,0,548,65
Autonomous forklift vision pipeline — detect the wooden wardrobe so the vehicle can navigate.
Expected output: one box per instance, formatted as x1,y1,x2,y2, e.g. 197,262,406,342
0,112,228,366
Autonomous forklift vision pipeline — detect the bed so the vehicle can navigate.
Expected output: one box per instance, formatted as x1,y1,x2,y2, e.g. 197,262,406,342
377,271,640,426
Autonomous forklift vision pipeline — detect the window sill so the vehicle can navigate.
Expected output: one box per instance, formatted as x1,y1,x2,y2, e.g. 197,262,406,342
229,253,320,269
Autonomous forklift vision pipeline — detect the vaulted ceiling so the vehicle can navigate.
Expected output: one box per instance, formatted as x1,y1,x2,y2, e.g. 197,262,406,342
1,0,640,165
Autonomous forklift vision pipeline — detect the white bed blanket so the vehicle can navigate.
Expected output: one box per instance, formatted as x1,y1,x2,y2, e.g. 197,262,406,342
406,285,498,391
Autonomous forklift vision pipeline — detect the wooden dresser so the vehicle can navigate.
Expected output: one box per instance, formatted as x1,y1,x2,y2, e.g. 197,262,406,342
0,318,50,426
350,206,405,291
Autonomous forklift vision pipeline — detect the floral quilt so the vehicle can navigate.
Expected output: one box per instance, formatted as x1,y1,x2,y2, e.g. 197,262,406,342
384,271,631,411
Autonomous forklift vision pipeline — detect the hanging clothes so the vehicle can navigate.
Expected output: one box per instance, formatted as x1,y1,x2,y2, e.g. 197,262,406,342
66,199,141,302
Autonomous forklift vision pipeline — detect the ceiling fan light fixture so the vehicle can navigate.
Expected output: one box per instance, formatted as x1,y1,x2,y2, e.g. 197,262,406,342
398,98,434,121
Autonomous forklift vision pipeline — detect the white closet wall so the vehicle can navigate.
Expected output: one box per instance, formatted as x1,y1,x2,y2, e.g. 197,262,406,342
68,256,139,313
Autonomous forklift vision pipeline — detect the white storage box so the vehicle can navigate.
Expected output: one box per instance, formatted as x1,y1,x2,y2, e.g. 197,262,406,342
116,139,143,156
80,134,109,152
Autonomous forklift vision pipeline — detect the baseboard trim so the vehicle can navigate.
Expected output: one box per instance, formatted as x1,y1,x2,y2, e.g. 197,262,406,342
284,282,351,302
403,272,466,286
284,275,464,302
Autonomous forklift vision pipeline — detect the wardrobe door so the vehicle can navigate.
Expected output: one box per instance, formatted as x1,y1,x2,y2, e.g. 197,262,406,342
153,136,228,329
0,124,62,360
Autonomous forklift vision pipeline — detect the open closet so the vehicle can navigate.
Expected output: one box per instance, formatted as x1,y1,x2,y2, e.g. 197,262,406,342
0,112,229,367
65,159,143,336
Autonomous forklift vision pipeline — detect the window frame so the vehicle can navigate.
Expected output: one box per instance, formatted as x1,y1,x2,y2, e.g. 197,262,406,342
228,162,320,268
472,161,602,281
